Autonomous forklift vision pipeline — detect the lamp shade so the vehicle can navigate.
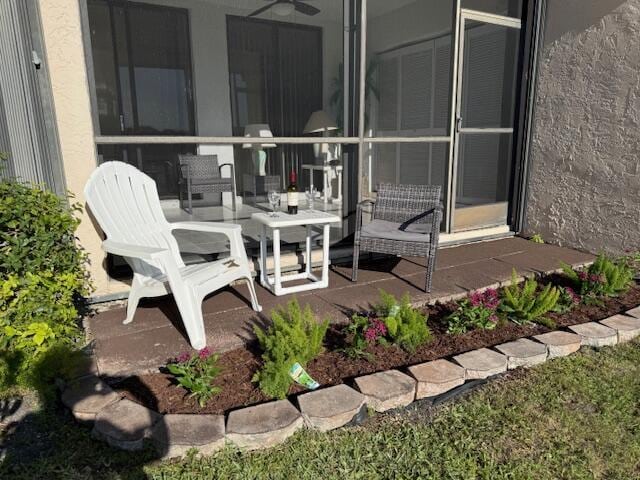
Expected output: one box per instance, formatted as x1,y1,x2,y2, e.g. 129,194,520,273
242,124,276,149
303,110,338,134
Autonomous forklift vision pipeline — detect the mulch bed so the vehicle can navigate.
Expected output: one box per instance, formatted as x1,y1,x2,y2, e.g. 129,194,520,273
114,280,640,415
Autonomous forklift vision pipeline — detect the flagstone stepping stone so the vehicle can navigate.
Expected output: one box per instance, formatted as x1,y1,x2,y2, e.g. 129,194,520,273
408,359,465,399
453,348,507,379
354,370,416,412
494,338,548,369
93,399,161,451
297,384,365,432
61,376,120,423
599,315,640,343
151,414,225,459
626,306,640,319
533,331,582,358
226,400,303,450
568,322,617,347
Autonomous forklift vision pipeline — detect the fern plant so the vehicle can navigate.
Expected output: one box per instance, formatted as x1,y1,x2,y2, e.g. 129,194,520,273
374,291,431,352
252,299,329,399
561,254,634,301
499,270,559,328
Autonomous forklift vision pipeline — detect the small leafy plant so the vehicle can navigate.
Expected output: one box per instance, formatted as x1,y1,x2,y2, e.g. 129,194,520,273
446,289,500,335
530,234,545,244
342,313,388,360
166,347,221,407
552,286,581,314
253,299,329,399
561,254,634,302
499,271,559,328
374,291,431,353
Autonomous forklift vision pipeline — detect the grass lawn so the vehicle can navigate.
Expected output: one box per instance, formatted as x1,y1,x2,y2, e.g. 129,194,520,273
2,341,639,480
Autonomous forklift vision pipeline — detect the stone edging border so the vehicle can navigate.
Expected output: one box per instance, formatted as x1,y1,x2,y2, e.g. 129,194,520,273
60,305,640,458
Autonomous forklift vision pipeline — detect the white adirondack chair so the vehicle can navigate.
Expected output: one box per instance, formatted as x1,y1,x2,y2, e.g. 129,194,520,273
84,161,262,350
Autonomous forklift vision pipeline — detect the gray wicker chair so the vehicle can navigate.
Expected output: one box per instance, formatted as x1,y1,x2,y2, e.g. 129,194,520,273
352,183,442,292
178,154,236,213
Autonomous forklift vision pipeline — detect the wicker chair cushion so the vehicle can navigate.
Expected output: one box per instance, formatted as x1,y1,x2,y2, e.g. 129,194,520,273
360,219,431,243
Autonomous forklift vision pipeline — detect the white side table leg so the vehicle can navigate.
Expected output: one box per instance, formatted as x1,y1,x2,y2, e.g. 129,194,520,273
273,227,282,295
321,224,330,287
305,224,312,276
259,224,268,287
337,168,343,203
323,168,329,204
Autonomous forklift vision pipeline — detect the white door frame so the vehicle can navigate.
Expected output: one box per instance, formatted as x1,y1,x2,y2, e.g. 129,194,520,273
449,9,522,232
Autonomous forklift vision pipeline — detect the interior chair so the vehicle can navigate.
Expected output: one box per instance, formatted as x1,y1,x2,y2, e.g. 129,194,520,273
178,154,236,214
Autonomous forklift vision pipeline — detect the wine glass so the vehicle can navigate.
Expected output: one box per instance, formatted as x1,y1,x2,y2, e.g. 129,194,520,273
305,187,316,212
268,190,280,217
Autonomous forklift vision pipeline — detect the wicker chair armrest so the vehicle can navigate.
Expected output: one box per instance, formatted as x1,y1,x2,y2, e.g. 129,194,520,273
355,199,376,236
399,204,442,231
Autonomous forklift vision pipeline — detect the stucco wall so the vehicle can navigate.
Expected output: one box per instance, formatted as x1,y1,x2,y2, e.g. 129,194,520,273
38,0,122,296
525,0,640,254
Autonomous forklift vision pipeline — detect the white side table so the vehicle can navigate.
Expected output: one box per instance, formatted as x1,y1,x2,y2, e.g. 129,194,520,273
252,211,341,296
302,164,343,204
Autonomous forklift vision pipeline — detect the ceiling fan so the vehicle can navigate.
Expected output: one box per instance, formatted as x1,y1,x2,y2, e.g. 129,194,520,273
248,0,320,18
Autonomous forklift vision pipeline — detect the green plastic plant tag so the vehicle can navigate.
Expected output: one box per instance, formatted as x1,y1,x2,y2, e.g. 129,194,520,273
389,304,401,318
289,362,319,390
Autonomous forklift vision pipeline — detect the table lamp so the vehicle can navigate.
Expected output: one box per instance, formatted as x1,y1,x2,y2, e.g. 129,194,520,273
303,111,338,162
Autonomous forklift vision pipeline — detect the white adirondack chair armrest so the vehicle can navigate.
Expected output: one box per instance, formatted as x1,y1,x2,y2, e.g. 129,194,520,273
169,222,245,259
101,239,169,261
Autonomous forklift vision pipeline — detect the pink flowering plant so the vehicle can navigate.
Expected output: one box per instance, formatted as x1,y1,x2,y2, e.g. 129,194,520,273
166,347,221,407
561,254,634,304
343,313,389,360
552,286,581,314
446,288,501,335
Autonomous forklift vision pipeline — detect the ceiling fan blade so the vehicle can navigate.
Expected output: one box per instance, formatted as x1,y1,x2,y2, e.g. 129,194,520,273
293,1,320,16
247,1,278,17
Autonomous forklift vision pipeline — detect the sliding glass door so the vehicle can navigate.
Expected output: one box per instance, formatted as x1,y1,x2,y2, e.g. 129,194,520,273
452,10,522,231
88,0,195,197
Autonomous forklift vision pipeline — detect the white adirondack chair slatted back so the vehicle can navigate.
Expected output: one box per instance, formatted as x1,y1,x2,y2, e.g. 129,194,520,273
84,162,184,276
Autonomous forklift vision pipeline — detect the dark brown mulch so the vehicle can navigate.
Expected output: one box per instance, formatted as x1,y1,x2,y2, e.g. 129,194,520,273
114,282,640,415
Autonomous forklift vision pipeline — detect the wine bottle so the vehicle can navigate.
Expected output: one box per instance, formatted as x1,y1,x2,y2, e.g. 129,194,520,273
287,169,298,215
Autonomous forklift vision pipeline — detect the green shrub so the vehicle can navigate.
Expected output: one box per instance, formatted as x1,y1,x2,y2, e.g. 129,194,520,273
253,299,329,399
0,180,91,391
561,254,634,302
166,348,222,407
499,271,559,328
375,291,431,352
446,289,500,335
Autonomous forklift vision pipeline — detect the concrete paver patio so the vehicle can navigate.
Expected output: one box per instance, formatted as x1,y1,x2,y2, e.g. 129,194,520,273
86,237,594,376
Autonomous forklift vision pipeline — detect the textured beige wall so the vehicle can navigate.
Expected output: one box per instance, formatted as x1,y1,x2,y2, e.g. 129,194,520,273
525,0,640,255
39,0,126,296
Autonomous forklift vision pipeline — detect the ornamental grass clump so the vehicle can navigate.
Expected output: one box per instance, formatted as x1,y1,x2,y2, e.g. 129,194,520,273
446,288,500,335
561,254,634,304
374,290,431,353
253,299,329,399
166,347,221,407
499,270,559,328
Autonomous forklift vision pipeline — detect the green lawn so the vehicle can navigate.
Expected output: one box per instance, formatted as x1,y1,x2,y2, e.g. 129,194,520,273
2,341,639,480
